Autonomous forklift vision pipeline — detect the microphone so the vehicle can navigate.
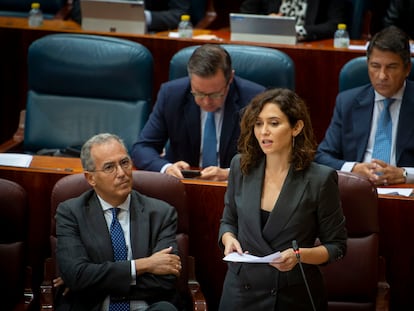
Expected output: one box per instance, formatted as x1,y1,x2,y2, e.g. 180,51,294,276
292,240,316,311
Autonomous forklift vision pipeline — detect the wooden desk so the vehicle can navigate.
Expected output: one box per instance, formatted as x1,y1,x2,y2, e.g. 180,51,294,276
0,155,413,310
0,16,366,144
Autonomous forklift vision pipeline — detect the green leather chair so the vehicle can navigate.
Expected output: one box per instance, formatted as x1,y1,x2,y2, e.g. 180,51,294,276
169,44,295,90
23,34,153,155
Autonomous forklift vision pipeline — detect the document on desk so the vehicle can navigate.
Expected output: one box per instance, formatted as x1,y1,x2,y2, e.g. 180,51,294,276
223,251,281,263
377,187,413,197
0,153,33,168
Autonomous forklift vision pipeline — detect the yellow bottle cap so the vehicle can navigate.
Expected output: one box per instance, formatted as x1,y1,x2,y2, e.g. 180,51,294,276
181,15,190,21
338,23,347,30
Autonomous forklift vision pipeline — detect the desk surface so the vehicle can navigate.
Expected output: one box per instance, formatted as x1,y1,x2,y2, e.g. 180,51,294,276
0,16,366,144
0,155,413,310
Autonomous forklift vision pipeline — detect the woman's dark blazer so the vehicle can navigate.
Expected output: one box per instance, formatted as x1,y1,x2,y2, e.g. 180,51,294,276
218,155,347,310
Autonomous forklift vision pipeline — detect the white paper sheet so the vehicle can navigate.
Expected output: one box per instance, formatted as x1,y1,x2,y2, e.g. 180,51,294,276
377,187,413,197
0,153,33,168
223,251,281,263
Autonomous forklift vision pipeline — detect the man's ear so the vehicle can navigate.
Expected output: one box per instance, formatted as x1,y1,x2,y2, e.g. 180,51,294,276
228,69,235,84
84,171,96,187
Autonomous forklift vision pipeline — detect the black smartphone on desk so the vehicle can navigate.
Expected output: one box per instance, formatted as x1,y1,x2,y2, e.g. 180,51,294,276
181,169,201,178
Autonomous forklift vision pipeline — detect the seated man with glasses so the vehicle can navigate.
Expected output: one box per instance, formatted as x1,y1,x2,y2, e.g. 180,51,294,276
131,44,265,181
55,133,181,311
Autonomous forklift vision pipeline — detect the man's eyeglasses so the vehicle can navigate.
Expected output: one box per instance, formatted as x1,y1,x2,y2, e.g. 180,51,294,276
90,157,132,174
191,91,226,100
191,83,229,100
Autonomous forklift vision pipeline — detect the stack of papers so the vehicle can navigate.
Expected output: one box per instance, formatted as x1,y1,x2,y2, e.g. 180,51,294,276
0,153,33,168
223,251,281,263
377,188,413,197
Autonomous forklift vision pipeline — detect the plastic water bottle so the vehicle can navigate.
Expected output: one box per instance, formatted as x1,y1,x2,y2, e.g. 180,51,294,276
178,14,193,38
28,2,43,27
333,23,349,48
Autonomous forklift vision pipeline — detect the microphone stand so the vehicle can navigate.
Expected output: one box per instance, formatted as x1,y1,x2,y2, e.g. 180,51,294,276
292,240,316,311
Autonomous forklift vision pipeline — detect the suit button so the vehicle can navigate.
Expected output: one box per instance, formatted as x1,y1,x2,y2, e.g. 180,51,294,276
271,288,277,296
244,284,251,290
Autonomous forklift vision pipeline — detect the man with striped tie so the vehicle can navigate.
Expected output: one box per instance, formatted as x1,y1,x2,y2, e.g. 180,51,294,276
316,26,414,186
55,133,180,311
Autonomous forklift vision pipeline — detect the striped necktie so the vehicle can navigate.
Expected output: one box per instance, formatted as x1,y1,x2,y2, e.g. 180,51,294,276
372,98,395,163
109,208,129,311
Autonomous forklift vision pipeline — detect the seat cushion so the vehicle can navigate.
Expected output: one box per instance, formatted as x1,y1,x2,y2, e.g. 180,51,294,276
0,242,25,308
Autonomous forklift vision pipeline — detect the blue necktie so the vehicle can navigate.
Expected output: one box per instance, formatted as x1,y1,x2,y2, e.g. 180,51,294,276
372,98,395,163
109,208,129,311
202,112,218,167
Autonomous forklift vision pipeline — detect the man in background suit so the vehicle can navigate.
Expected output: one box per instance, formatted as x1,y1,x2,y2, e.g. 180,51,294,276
315,26,414,186
56,133,181,311
71,0,190,32
131,44,265,181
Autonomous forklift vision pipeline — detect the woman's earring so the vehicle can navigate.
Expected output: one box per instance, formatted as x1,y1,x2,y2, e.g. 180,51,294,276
292,136,295,148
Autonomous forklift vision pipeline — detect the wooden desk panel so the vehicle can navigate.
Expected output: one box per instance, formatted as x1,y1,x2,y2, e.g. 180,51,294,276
377,194,414,310
1,156,413,310
180,180,227,311
0,16,366,144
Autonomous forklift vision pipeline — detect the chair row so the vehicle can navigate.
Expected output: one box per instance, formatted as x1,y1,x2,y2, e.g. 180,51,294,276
2,32,414,159
0,33,295,156
0,168,390,310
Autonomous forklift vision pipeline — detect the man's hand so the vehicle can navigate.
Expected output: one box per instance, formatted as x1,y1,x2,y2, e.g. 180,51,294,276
199,166,229,181
370,159,406,185
135,246,181,277
165,161,190,179
352,160,406,185
53,276,70,296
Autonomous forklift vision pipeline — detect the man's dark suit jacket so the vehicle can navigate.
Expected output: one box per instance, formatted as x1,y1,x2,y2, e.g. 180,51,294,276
383,0,414,39
218,155,347,310
55,189,178,311
240,0,347,41
315,80,414,169
131,76,265,172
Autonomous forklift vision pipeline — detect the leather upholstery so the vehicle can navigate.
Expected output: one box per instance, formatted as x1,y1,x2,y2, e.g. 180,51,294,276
169,44,295,90
339,56,414,92
0,178,33,310
24,34,152,154
320,171,389,311
47,171,195,309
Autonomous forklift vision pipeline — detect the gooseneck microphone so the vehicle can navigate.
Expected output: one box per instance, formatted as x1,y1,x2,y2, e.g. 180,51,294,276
292,240,316,311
